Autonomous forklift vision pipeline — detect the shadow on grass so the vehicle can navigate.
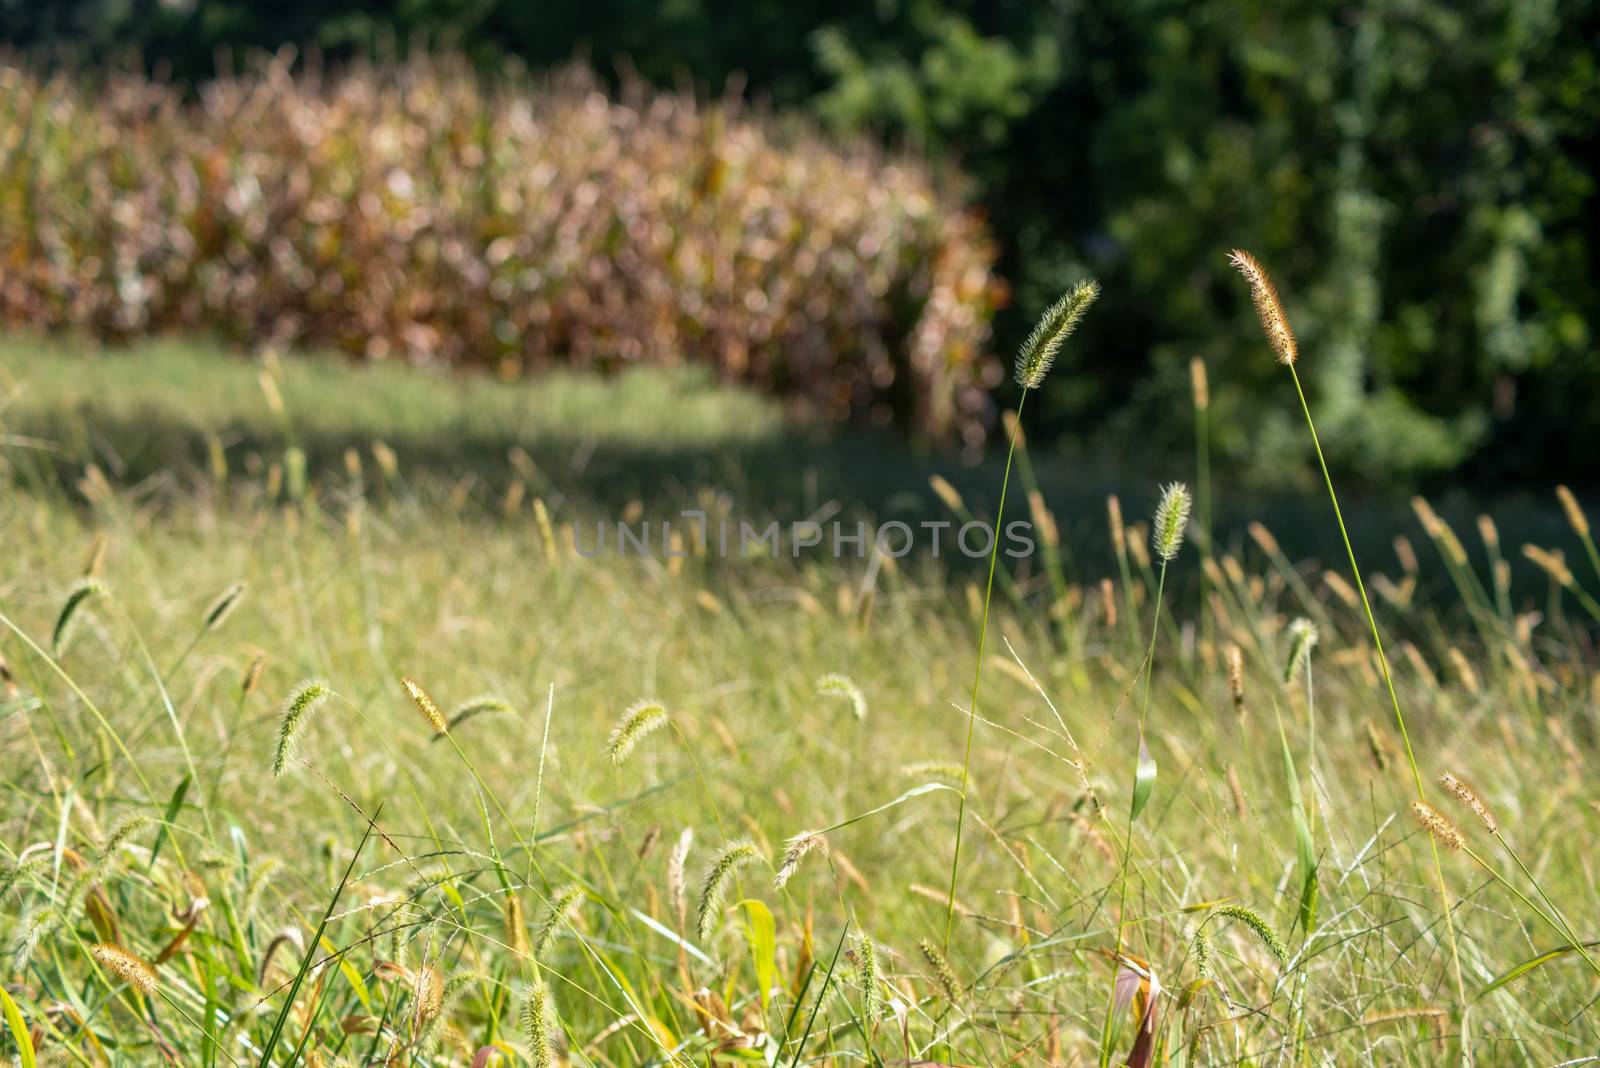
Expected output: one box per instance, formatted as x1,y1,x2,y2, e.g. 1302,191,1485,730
0,334,1579,594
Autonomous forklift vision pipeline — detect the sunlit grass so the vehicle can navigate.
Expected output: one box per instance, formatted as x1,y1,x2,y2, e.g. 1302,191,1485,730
3,337,1600,1065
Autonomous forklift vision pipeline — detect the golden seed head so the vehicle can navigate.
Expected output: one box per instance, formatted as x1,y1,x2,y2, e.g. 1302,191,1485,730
1475,515,1499,553
1438,772,1498,834
1557,485,1589,538
401,676,448,734
413,964,444,1023
773,830,828,889
1225,644,1245,707
1247,521,1280,557
1393,536,1419,575
91,942,158,995
1189,356,1209,409
1410,800,1464,851
1099,577,1117,629
929,474,965,513
1227,249,1297,366
1522,544,1574,587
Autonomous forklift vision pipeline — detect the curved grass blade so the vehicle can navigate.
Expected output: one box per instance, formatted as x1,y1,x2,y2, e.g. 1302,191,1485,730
1479,941,1600,998
0,987,37,1068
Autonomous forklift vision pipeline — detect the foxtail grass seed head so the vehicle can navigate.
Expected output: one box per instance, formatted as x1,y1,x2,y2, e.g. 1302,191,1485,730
668,828,693,929
816,673,866,719
520,979,557,1068
241,652,266,697
1152,482,1191,562
1284,618,1319,684
400,676,447,734
773,830,827,889
606,700,669,765
272,679,331,776
412,963,444,1025
442,694,515,735
1189,356,1209,410
1213,905,1288,963
1189,927,1213,978
506,892,529,955
53,578,106,654
1366,722,1392,771
1438,773,1498,834
202,582,246,632
929,474,965,513
1226,644,1245,710
858,935,883,1023
1557,485,1589,537
91,943,158,995
1227,249,1297,366
1523,544,1575,587
1013,279,1100,389
1099,577,1118,628
918,938,963,1000
1410,800,1465,851
1247,520,1281,557
532,884,585,959
696,841,761,945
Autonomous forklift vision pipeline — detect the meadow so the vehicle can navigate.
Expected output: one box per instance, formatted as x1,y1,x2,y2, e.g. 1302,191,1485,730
4,323,1600,1067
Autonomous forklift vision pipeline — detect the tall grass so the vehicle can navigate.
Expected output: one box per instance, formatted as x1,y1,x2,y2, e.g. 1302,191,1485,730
2,323,1599,1065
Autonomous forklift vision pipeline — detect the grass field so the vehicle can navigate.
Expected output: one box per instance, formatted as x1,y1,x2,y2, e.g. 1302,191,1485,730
3,336,1600,1065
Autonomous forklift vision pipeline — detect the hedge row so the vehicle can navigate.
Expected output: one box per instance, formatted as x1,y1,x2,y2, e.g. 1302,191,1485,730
0,57,1005,443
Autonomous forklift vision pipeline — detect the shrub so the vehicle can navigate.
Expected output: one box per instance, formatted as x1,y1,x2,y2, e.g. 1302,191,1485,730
0,55,1005,443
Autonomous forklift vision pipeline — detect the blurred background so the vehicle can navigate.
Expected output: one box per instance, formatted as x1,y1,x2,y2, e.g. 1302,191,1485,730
3,0,1598,491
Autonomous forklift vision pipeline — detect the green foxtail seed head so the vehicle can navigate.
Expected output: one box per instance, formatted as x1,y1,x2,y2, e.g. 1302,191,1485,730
53,578,106,654
532,884,585,960
858,935,883,1024
696,841,760,945
1151,482,1192,562
918,938,963,1000
441,694,515,735
816,673,866,719
1284,618,1319,685
1013,279,1100,389
520,980,557,1068
1213,905,1288,963
272,679,331,776
1190,927,1213,978
202,582,246,632
606,700,669,765
1227,249,1298,366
